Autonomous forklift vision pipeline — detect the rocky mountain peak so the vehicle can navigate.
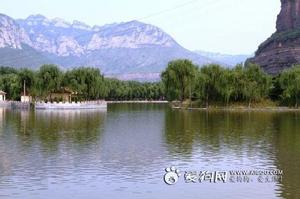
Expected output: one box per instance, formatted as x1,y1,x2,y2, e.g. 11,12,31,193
276,0,300,32
248,0,300,75
0,14,31,49
72,20,91,30
26,14,47,21
52,17,71,28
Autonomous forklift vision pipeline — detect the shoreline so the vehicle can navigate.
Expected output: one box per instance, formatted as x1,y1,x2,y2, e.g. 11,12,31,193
172,106,300,112
3,100,300,111
107,100,168,104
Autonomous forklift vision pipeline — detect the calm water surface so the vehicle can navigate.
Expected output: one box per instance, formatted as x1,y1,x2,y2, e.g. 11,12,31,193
0,104,299,199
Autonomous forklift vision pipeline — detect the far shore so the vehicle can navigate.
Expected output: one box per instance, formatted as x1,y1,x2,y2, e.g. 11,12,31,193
3,100,300,112
172,106,300,112
107,100,168,104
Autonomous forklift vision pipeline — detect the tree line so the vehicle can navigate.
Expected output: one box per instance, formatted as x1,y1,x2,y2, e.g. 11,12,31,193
1,60,300,107
161,59,300,108
0,65,164,101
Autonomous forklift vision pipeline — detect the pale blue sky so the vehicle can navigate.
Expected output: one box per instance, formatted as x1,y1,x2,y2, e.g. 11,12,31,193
0,0,280,54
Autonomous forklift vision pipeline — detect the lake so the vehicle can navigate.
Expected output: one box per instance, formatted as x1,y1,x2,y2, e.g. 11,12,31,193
0,104,299,199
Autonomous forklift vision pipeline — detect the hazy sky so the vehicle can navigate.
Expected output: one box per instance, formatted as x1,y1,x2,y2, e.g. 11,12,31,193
0,0,280,54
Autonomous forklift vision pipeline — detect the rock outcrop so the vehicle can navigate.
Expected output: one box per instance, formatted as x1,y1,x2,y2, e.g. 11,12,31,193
249,0,300,74
276,0,300,32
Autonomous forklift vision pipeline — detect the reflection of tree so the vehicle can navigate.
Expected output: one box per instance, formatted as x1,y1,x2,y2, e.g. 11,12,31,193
7,110,106,152
0,109,106,186
164,109,196,156
164,109,278,157
271,112,300,199
99,104,166,177
108,103,166,112
164,109,300,198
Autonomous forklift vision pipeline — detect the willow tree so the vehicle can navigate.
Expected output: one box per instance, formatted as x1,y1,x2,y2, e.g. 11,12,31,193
197,64,224,107
161,59,197,101
37,64,62,98
231,64,246,101
62,67,107,100
218,69,235,106
279,65,300,107
243,63,271,108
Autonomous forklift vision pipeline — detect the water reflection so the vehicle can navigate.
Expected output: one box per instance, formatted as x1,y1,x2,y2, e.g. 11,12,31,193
164,110,279,159
11,109,106,145
99,104,167,182
164,109,300,199
271,113,300,199
0,109,106,190
0,105,299,199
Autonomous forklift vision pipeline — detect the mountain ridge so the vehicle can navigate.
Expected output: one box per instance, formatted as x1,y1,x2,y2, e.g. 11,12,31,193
195,50,251,67
0,13,216,79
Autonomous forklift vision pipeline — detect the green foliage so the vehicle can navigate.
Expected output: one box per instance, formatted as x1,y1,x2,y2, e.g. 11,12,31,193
0,66,18,75
0,65,165,101
243,63,272,107
37,64,62,97
197,64,224,106
162,61,272,108
0,73,21,100
18,68,37,96
279,65,300,107
1,59,299,108
105,78,164,101
63,67,107,100
218,68,235,106
161,59,197,101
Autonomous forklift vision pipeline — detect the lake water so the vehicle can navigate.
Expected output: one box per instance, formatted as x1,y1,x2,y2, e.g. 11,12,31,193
0,104,299,199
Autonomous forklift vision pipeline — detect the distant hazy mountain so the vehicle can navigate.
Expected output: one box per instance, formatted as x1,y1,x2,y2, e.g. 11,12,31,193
0,14,50,68
0,13,215,78
195,50,251,67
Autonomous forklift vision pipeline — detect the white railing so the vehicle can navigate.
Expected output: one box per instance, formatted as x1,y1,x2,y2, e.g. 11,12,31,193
35,100,107,110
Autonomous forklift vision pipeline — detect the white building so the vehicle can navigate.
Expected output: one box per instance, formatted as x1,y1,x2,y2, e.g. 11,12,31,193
21,95,32,103
0,91,6,101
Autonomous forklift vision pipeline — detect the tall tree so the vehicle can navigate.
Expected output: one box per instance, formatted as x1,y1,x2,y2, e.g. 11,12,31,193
63,67,107,100
218,69,235,106
243,63,271,107
198,64,223,107
37,64,62,97
279,65,300,107
161,59,197,101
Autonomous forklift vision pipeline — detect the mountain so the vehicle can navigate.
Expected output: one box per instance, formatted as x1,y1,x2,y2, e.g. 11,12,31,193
248,0,300,75
195,50,251,67
0,14,50,68
0,13,215,79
